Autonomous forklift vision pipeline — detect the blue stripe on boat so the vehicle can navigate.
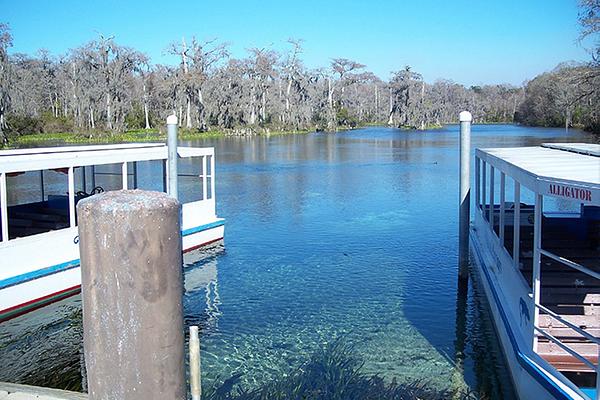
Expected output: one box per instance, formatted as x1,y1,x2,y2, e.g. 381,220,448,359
471,236,575,400
181,220,225,237
0,221,224,290
0,259,80,290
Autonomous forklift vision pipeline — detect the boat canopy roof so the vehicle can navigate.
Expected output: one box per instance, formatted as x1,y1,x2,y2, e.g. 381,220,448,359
476,143,600,206
0,143,212,174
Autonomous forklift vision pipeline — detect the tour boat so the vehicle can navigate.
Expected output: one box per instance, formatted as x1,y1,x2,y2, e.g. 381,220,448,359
0,143,225,322
470,143,600,399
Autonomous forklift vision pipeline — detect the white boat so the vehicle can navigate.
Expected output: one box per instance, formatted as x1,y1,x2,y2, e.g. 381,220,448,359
470,143,600,399
0,143,224,322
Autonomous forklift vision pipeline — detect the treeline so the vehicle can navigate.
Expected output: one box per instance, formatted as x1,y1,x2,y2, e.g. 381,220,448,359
515,0,600,133
0,1,598,145
516,62,599,132
0,26,523,145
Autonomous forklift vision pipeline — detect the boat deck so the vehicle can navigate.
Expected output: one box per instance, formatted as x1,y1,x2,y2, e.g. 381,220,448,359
489,206,600,374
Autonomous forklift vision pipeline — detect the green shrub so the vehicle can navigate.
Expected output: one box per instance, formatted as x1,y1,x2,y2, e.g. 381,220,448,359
6,114,44,137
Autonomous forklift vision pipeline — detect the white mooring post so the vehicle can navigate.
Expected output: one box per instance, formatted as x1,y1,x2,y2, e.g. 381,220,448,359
167,114,179,200
189,326,202,400
458,111,472,279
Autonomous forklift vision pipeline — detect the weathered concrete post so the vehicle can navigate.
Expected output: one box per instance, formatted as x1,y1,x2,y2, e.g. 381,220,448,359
458,111,472,279
77,190,185,400
167,115,179,200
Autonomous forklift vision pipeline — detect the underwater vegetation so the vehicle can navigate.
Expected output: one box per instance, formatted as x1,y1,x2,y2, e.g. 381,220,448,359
204,340,482,400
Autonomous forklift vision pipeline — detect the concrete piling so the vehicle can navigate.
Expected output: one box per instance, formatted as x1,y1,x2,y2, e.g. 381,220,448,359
77,190,185,400
458,111,472,279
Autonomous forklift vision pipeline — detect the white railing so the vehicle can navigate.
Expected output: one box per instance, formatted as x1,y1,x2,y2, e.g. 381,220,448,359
533,249,600,400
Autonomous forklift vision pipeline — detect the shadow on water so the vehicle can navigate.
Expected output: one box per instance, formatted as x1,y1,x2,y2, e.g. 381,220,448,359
0,296,84,391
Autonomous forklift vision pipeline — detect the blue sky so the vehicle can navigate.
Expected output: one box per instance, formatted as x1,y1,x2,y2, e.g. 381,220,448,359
1,0,594,86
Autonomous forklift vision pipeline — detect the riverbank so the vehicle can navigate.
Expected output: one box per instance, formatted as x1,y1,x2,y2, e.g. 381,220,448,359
3,127,316,148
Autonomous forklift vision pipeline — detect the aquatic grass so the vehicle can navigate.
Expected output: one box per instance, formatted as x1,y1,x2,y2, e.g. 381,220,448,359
5,127,317,148
203,340,482,400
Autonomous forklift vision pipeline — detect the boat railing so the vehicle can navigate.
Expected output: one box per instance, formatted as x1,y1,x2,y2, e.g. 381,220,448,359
533,248,600,399
539,249,600,281
534,301,600,399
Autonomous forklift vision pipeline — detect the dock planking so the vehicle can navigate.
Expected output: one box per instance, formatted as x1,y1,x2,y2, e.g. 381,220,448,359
0,383,86,400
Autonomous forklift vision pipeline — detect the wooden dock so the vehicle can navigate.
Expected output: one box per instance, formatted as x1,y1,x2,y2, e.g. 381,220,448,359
0,382,86,400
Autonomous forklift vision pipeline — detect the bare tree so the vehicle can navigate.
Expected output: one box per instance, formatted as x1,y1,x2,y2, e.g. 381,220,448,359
0,23,12,144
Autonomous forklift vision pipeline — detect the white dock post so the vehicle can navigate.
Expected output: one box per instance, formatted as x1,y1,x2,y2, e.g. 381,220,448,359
458,111,472,279
77,190,186,400
189,326,202,400
167,114,179,200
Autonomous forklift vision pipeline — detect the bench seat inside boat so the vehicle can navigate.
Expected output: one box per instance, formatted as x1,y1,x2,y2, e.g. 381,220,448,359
5,197,70,239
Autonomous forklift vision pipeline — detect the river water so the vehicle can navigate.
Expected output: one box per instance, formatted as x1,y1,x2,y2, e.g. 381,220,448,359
0,124,596,398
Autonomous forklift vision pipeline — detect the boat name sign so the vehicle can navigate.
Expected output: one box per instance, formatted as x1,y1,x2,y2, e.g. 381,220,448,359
541,181,598,205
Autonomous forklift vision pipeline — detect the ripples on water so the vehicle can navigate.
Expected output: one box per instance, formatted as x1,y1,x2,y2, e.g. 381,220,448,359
0,124,596,397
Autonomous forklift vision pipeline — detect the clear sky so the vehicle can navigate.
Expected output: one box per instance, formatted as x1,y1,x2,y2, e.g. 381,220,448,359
1,0,594,86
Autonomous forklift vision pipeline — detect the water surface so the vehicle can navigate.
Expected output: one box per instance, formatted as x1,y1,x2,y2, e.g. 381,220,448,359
0,124,596,397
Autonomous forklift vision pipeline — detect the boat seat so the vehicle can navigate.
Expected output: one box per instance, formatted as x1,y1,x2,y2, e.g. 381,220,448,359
541,352,598,373
537,339,598,373
9,226,51,238
8,210,66,223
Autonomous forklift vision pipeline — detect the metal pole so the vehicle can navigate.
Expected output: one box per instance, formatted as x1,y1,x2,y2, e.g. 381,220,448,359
189,326,201,400
489,166,495,227
513,182,521,269
77,190,185,400
167,114,179,200
532,193,543,351
499,172,505,244
40,170,45,201
458,111,472,279
0,172,7,242
68,167,76,227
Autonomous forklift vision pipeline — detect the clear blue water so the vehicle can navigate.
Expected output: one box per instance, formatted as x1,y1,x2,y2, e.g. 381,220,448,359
0,124,596,397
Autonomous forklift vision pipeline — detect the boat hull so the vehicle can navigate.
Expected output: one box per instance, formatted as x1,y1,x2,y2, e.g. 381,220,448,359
0,219,224,322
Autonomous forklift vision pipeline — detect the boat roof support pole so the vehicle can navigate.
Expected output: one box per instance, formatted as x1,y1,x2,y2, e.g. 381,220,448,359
499,172,505,245
482,161,487,221
202,155,207,201
513,182,520,269
0,172,7,242
121,162,128,190
68,167,76,227
475,157,480,210
40,170,45,202
489,166,495,228
210,154,216,201
132,162,138,189
532,193,543,352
